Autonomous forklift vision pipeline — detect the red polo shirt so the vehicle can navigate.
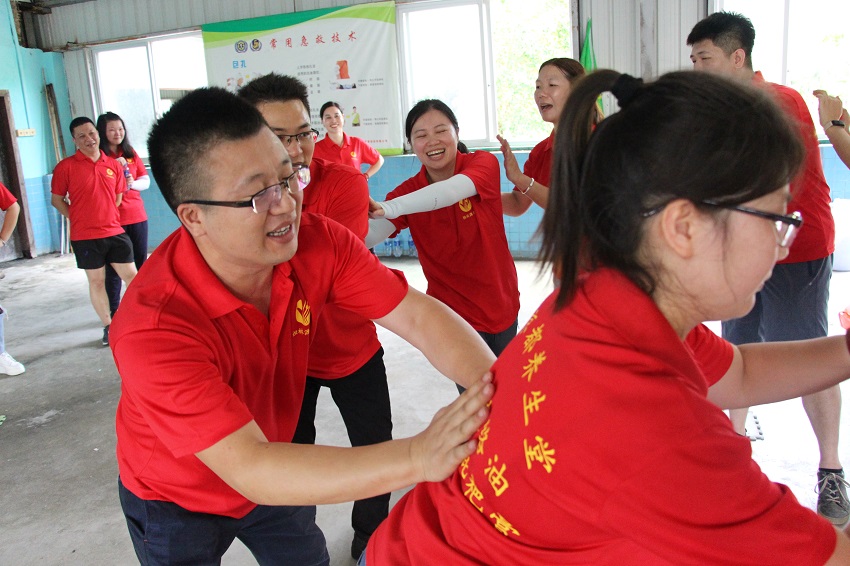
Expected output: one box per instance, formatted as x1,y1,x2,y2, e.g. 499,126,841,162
512,132,553,192
51,150,125,241
106,148,148,226
304,157,381,379
111,213,408,518
313,133,380,172
753,72,835,264
370,268,836,565
0,182,17,211
387,150,520,334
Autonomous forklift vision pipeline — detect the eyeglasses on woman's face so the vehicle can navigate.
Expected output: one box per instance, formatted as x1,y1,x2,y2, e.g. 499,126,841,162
699,201,803,248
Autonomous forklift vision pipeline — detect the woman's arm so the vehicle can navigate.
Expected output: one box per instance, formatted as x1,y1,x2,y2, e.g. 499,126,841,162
371,174,477,220
497,134,550,210
365,217,396,249
707,336,850,409
364,154,384,180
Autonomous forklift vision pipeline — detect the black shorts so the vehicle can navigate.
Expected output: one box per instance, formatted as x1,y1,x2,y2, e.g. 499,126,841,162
71,233,134,270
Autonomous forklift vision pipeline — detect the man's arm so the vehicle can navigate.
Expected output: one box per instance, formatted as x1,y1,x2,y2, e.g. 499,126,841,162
708,336,850,409
374,287,496,388
194,372,493,506
51,193,70,218
814,90,850,169
0,202,20,244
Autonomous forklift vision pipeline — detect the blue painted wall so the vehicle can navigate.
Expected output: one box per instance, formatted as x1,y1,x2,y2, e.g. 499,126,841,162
1,0,73,257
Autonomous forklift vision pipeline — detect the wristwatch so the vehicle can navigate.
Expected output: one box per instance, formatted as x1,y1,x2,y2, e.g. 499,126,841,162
827,119,846,130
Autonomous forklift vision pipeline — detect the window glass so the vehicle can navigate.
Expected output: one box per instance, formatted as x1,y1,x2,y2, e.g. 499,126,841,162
491,0,573,144
399,2,490,143
151,35,209,115
95,45,156,158
93,33,208,158
399,0,573,148
722,0,849,137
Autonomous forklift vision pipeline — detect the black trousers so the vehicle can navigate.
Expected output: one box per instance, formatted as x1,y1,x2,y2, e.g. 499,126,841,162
106,220,148,315
292,347,392,542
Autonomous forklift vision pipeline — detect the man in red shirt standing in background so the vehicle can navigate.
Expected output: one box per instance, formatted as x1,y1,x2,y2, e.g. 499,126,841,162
238,73,391,559
688,12,843,524
51,117,137,346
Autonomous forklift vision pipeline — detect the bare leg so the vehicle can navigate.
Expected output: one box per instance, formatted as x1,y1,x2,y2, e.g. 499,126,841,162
84,268,111,326
728,407,748,436
803,386,843,469
111,262,137,286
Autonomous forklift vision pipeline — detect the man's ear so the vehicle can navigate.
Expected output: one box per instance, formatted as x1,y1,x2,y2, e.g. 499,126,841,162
656,199,703,259
732,47,747,69
176,203,207,238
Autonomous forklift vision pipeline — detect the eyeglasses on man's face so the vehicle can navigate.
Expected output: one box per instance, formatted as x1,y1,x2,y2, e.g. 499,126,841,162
699,201,803,248
277,129,319,147
182,165,311,214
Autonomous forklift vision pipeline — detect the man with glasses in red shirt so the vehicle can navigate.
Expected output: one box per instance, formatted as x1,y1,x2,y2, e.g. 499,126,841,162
110,87,495,565
238,74,392,559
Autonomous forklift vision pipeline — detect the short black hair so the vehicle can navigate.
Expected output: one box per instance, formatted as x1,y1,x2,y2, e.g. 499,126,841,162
69,116,94,136
687,11,756,69
147,87,267,213
237,73,311,114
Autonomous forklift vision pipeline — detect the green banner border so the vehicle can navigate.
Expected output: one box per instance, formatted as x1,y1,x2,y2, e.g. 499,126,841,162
202,2,395,48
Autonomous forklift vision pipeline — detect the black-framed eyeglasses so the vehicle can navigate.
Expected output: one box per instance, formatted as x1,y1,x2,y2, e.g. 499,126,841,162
277,129,319,147
182,165,311,214
700,201,803,248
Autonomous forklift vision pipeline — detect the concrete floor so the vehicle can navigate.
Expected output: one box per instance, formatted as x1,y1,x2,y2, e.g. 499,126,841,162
1,253,850,565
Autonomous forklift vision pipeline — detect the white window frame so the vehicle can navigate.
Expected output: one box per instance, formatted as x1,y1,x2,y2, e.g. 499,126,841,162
396,0,499,149
88,30,203,159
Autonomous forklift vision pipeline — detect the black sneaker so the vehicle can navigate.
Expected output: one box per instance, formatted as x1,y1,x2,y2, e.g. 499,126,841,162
351,534,369,561
816,470,850,525
102,325,110,347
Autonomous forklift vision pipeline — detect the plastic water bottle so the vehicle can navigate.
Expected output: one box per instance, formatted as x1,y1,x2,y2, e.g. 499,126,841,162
392,239,403,258
407,234,417,257
123,164,132,187
382,240,393,258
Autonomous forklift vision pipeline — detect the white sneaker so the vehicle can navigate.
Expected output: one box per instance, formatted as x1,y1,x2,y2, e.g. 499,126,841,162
0,351,25,376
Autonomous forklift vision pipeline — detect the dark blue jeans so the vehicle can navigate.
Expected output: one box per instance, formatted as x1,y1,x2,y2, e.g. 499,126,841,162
118,478,329,565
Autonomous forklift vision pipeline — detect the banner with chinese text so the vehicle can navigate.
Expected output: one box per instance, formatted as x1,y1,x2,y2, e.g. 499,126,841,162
202,1,403,155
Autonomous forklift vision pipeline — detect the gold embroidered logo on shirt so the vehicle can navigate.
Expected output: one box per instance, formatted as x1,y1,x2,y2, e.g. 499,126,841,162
106,168,115,176
295,299,311,326
459,199,472,213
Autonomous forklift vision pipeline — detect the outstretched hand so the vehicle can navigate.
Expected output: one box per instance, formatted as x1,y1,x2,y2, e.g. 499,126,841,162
369,197,386,219
497,134,522,182
813,90,846,127
409,372,494,482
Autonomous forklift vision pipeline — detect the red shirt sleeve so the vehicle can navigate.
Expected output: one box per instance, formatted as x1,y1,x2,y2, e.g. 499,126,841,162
685,324,734,386
0,182,17,211
127,150,147,179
